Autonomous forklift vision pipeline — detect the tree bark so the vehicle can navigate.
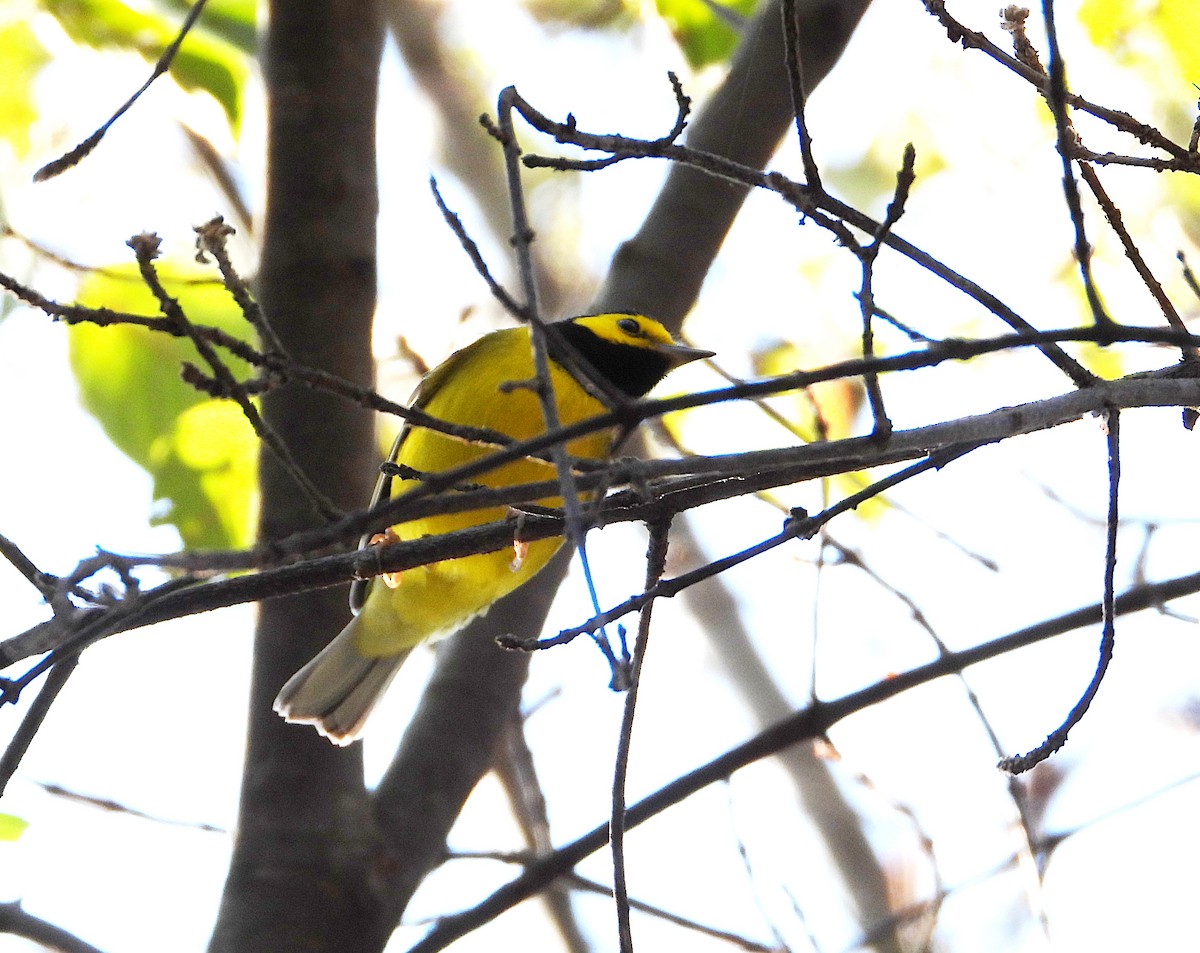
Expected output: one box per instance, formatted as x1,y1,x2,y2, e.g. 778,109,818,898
210,1,879,949
208,2,386,950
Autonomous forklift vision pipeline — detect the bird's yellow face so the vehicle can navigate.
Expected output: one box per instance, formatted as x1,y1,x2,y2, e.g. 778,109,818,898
553,313,713,400
571,313,679,350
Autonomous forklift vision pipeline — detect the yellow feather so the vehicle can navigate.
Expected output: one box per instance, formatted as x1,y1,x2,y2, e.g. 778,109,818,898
356,325,612,654
274,314,710,743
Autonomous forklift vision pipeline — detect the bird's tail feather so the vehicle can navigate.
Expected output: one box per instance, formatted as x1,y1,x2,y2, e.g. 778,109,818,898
274,617,413,745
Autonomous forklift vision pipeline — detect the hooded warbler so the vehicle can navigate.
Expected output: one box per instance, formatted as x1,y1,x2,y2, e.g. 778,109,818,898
274,313,711,743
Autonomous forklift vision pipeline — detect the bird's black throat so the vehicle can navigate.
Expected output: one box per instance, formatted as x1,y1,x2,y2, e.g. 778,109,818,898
550,320,672,399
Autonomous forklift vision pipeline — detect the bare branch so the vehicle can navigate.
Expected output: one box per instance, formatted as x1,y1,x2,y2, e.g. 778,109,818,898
406,563,1200,952
999,407,1122,773
0,901,108,953
33,0,213,182
0,658,78,799
611,518,672,951
1036,1,1112,327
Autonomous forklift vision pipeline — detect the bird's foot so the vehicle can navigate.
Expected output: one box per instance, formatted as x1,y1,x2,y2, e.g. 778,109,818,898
369,528,404,588
510,539,529,572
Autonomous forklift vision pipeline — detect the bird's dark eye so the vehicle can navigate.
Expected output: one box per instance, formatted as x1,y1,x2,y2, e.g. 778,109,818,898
617,317,641,335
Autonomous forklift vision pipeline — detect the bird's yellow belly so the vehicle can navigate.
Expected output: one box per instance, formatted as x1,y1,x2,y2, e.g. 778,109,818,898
353,429,606,658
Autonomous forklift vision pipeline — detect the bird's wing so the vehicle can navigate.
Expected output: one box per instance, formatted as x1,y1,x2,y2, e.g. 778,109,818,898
348,333,501,614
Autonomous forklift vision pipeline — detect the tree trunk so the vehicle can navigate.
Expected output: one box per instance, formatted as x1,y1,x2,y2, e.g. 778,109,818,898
208,2,386,950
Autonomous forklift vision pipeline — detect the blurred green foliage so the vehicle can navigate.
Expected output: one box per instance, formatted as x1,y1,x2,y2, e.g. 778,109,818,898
69,266,259,549
654,0,759,68
0,812,29,841
0,20,51,157
39,0,253,128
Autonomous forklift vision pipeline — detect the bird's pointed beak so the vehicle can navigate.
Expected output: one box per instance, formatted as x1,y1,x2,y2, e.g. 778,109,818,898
655,340,715,370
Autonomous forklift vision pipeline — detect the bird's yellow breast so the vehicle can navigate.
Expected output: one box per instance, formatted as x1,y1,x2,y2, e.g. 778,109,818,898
354,326,612,656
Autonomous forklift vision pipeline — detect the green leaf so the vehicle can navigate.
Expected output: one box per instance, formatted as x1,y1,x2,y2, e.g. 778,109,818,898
69,264,259,549
0,813,29,841
0,20,51,157
40,0,251,129
148,399,259,549
157,0,257,56
654,0,759,68
1081,0,1200,83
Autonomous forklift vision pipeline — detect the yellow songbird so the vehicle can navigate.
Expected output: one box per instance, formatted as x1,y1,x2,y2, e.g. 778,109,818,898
274,313,711,743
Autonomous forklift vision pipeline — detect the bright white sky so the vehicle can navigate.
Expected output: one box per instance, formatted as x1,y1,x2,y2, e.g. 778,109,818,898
3,2,1200,952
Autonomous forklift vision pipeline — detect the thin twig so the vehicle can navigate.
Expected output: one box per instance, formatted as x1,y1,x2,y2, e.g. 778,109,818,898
0,901,108,953
181,125,254,235
441,851,781,951
492,87,624,680
922,0,1193,161
781,0,821,190
829,536,1045,907
193,216,287,357
857,143,916,439
0,533,55,598
34,781,225,833
501,80,1096,387
1077,165,1197,360
0,657,78,799
1179,250,1200,303
429,176,527,320
567,873,782,951
611,519,672,952
1039,0,1111,328
517,445,976,652
407,557,1200,953
33,0,212,182
999,407,1121,773
128,233,343,521
0,262,535,449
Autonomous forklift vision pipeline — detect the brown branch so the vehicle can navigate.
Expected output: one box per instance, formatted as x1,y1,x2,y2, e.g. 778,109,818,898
0,901,108,953
490,86,629,680
857,142,916,439
127,233,343,521
0,262,530,453
26,337,1200,577
921,0,1192,160
781,0,822,191
241,327,1198,568
493,716,590,953
0,658,78,799
33,0,213,182
428,176,525,319
507,82,1096,386
194,216,286,356
511,447,969,652
1077,164,1198,360
4,364,1197,681
998,407,1122,773
611,518,672,952
405,564,1200,952
1038,0,1112,328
